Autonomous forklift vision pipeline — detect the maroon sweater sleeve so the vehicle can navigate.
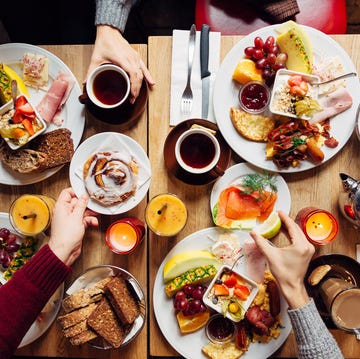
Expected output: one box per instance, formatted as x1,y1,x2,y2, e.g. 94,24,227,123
0,244,71,357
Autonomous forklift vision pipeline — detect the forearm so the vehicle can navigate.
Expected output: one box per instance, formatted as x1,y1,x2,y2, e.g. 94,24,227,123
288,298,344,359
95,0,137,32
0,245,70,356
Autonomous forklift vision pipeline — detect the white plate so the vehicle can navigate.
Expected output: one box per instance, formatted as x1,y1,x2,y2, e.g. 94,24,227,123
0,212,64,348
153,227,291,359
210,162,291,228
69,132,151,215
213,25,360,173
0,43,85,185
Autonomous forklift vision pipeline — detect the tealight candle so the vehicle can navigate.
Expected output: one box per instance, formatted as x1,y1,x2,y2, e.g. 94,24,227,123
295,207,339,245
10,194,55,236
145,193,187,236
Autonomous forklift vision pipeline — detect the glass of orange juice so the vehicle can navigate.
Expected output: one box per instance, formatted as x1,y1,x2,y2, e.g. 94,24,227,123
9,194,55,236
105,217,145,254
145,193,188,237
295,207,339,245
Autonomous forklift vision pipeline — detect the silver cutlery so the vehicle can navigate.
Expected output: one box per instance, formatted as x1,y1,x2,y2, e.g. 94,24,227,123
200,24,211,119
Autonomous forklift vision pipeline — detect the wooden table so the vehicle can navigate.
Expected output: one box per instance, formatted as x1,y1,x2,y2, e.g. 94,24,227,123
148,35,360,358
2,44,149,358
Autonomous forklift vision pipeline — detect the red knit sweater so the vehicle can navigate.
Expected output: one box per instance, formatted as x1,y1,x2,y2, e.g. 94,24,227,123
0,244,71,358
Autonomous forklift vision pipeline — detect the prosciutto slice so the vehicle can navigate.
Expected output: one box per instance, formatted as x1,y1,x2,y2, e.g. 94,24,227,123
244,241,268,283
309,87,353,124
36,71,75,125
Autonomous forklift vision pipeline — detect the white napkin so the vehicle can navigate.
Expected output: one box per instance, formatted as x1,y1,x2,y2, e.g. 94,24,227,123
75,134,151,214
170,29,221,126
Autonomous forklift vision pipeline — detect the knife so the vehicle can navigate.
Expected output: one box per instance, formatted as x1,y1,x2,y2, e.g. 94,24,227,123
200,24,211,119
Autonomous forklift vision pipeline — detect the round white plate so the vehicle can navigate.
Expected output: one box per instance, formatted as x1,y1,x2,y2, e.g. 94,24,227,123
0,43,85,185
69,132,151,215
0,212,64,348
153,227,291,359
213,25,360,173
210,162,291,227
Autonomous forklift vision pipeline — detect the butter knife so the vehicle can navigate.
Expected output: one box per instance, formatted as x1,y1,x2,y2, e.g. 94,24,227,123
200,24,211,119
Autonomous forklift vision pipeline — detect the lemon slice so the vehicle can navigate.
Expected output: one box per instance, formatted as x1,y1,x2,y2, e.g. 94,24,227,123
254,212,281,239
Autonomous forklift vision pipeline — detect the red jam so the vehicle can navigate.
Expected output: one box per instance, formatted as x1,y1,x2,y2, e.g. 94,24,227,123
239,81,270,113
206,314,235,343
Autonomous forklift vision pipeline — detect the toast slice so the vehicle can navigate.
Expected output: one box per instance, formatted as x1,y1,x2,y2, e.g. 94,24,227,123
69,329,98,346
104,275,140,325
62,277,111,313
87,297,125,348
58,303,97,330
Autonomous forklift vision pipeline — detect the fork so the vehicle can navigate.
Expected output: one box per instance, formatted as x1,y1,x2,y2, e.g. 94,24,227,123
180,24,196,116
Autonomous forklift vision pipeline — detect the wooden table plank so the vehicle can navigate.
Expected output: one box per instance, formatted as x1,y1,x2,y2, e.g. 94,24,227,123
148,35,360,359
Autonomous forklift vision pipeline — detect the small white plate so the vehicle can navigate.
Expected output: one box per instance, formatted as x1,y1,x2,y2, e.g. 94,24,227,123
210,162,291,229
69,132,151,215
0,212,64,348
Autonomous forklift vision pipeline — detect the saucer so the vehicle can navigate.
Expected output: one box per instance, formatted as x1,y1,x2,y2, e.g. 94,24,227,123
164,119,232,185
304,254,360,327
79,80,148,126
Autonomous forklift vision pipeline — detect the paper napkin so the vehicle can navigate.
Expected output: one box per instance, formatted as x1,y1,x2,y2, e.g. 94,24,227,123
170,29,221,126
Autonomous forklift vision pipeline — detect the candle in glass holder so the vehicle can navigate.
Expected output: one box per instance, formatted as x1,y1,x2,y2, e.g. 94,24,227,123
145,193,187,236
10,194,55,236
295,207,338,245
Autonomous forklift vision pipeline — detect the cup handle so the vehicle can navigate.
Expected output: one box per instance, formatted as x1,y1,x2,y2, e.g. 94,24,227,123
209,164,225,177
78,84,89,104
355,329,360,341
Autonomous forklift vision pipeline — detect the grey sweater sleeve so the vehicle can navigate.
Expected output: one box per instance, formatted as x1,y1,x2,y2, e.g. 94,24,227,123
288,298,344,359
95,0,138,33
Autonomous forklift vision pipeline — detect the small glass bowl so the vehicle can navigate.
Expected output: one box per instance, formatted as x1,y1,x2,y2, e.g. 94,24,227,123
238,80,270,114
205,313,235,345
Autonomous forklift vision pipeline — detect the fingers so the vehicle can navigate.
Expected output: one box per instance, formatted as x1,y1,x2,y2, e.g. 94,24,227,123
278,210,306,245
249,231,274,258
72,193,89,219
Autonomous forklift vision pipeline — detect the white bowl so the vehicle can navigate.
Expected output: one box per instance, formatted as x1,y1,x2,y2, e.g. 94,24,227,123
202,264,259,322
269,69,320,120
0,95,46,150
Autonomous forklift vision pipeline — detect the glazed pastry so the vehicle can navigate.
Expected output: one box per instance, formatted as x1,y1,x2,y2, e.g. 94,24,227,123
83,151,138,206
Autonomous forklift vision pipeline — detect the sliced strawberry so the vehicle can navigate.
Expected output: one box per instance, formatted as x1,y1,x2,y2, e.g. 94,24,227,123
213,283,229,296
15,95,27,108
13,110,26,124
17,102,35,116
223,273,237,288
234,284,250,300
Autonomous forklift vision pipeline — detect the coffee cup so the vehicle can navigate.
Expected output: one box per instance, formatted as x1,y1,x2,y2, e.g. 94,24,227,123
85,64,130,109
320,277,360,339
175,128,223,176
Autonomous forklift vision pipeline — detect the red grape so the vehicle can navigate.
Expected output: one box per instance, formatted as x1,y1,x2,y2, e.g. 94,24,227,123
266,53,277,65
192,288,203,300
255,58,268,70
254,36,264,49
244,46,255,57
264,36,275,51
253,49,264,60
7,243,20,253
0,228,10,240
175,290,186,302
276,53,288,64
183,285,194,296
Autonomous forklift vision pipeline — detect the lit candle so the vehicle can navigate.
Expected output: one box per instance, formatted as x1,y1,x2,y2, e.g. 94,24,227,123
145,194,187,236
296,207,338,245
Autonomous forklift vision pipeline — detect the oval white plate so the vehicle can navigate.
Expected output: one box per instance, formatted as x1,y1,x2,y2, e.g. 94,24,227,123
0,212,64,348
0,43,84,185
69,132,151,215
153,227,291,359
213,25,360,173
210,162,291,228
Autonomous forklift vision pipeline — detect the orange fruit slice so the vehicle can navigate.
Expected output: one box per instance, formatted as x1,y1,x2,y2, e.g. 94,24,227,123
232,59,262,84
176,310,210,334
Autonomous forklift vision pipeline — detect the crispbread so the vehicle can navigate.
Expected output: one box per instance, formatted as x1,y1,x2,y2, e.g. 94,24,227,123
308,264,332,286
58,303,97,330
62,277,111,313
104,275,140,325
62,320,89,338
202,342,244,359
69,329,98,346
87,297,125,348
230,107,275,142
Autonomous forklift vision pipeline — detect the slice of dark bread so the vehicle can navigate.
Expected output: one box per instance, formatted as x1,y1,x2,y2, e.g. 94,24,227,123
0,128,74,173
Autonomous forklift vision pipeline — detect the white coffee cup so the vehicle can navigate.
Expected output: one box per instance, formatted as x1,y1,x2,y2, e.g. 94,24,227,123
175,128,223,175
86,64,130,109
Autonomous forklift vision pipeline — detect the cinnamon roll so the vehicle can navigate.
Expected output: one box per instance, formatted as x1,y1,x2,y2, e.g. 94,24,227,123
83,151,138,206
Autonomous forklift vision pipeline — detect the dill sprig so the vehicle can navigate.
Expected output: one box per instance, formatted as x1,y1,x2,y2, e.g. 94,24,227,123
240,173,278,194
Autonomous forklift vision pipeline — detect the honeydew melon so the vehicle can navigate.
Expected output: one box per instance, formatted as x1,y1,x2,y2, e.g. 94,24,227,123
276,20,313,74
163,250,221,282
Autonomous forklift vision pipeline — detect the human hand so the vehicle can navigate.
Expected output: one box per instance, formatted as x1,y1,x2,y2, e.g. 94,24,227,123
85,25,155,104
48,188,98,267
250,210,315,309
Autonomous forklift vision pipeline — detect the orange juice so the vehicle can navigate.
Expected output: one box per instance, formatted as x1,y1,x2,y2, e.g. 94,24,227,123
145,194,187,236
10,194,55,236
106,217,144,254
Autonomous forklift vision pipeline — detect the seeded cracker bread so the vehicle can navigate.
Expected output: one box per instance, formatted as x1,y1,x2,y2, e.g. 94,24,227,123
104,275,140,325
230,107,275,142
69,330,98,346
58,303,97,330
202,342,244,359
87,297,125,348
